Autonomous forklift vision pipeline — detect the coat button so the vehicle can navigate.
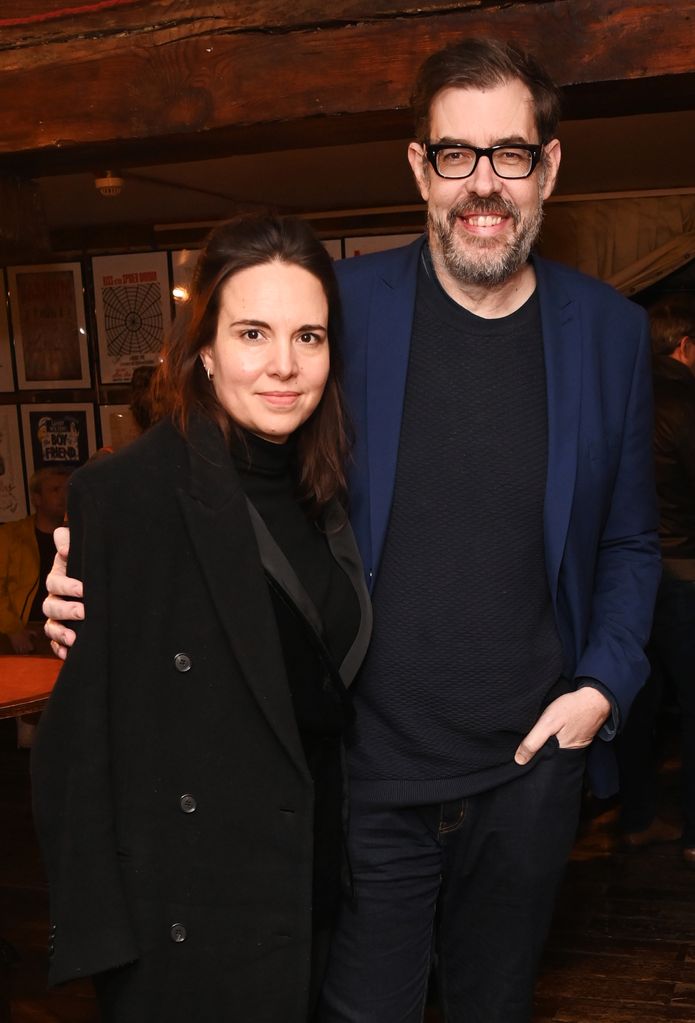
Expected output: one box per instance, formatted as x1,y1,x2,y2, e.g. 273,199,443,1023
179,794,197,813
170,923,187,943
174,652,191,672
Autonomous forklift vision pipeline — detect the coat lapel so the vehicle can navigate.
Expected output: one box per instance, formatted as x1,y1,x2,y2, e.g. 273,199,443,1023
534,257,582,605
176,417,309,779
365,239,423,586
323,504,372,687
247,497,372,689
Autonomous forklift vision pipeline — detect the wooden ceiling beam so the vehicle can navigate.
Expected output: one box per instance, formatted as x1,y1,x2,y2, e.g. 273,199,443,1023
1,0,693,167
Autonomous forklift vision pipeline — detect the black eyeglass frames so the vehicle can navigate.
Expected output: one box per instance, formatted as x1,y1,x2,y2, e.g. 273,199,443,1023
425,142,543,180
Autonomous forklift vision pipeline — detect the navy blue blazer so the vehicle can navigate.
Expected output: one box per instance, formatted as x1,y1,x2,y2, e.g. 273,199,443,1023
334,237,661,796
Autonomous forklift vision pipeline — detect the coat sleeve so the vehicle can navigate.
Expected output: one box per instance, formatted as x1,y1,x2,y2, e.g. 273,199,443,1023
31,473,139,985
573,312,661,725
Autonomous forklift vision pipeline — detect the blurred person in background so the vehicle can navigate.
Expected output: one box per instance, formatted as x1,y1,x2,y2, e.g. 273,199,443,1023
619,294,695,864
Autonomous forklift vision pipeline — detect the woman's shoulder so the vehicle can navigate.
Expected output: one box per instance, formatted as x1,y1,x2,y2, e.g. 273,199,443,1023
70,417,186,498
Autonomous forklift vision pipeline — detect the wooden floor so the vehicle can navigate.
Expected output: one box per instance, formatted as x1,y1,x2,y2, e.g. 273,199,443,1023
2,716,694,1022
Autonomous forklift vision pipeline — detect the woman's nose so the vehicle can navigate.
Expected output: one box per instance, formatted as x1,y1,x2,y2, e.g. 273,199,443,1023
269,340,298,377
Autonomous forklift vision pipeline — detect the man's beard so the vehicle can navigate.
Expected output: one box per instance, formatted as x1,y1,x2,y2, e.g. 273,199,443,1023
429,191,545,287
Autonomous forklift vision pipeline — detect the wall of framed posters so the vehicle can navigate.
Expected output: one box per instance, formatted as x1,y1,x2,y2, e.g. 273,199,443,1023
0,232,415,520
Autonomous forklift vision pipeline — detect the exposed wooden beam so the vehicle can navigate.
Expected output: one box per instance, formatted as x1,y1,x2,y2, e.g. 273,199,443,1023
0,0,693,171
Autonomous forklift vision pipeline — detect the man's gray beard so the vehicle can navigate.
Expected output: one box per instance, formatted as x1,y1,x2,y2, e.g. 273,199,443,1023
429,193,545,287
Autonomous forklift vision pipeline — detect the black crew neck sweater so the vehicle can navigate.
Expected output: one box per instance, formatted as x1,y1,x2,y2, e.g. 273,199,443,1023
347,247,565,805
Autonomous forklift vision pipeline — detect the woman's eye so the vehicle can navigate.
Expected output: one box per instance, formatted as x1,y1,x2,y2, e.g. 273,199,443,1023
298,332,320,344
242,329,262,341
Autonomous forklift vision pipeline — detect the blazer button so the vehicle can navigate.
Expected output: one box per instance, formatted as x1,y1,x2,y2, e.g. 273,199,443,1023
174,652,192,673
179,793,197,813
170,923,187,943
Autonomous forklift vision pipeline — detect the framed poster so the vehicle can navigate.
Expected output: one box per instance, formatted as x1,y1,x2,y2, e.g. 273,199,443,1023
7,262,90,389
93,251,172,383
99,404,140,451
322,239,343,260
0,270,14,391
0,407,27,522
20,403,96,478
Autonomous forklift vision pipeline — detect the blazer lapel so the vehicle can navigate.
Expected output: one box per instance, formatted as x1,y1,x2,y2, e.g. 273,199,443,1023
176,417,309,779
365,239,423,586
534,257,582,605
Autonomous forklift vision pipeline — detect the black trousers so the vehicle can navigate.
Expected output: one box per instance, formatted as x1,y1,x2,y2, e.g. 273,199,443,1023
319,744,586,1023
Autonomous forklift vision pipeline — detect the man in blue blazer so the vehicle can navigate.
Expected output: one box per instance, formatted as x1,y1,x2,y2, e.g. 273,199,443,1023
319,38,660,1023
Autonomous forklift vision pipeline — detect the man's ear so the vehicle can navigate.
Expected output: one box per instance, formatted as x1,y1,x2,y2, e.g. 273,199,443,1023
408,142,431,202
676,334,693,359
541,138,561,200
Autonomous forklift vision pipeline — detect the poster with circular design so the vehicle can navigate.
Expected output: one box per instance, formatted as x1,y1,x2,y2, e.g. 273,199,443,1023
93,252,171,383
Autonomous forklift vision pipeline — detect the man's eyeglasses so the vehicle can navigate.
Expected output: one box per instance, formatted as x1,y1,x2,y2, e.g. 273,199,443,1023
424,142,543,180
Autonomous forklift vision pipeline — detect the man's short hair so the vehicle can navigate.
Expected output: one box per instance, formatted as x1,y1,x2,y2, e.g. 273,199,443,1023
29,467,71,498
648,294,695,356
411,37,561,144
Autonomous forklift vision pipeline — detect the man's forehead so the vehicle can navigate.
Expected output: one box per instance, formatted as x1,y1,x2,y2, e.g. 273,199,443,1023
427,81,537,141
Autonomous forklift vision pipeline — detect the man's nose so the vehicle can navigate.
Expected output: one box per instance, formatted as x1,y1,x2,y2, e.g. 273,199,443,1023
465,154,499,195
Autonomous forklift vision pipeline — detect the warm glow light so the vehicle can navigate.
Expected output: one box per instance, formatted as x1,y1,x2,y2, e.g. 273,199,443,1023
172,286,189,302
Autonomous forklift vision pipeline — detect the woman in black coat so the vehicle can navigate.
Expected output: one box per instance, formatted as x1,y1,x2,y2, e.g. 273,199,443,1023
32,216,371,1022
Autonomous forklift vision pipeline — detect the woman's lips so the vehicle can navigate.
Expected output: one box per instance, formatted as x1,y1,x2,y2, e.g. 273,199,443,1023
258,391,301,406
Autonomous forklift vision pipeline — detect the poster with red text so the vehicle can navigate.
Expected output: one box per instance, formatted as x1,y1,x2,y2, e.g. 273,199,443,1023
93,252,171,384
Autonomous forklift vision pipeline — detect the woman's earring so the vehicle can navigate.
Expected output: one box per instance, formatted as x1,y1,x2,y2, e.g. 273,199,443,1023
201,357,213,381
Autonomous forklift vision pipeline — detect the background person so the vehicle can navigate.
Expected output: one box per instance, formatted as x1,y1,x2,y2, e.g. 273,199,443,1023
619,294,695,863
0,467,70,656
32,215,371,1023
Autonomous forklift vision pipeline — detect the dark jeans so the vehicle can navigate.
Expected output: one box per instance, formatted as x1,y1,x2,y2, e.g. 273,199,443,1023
619,574,695,844
318,745,586,1023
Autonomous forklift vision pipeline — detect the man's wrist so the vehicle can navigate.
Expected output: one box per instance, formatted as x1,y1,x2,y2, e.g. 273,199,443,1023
576,677,619,739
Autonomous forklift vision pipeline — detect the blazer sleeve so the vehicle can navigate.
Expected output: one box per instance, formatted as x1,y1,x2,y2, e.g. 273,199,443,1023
31,473,139,985
573,312,661,724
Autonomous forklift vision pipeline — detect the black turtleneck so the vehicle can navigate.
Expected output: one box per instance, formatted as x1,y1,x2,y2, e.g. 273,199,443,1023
231,428,359,930
231,428,359,672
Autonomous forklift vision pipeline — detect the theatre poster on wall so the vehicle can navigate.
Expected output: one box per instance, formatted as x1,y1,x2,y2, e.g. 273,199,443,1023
7,262,91,389
20,403,96,479
93,252,171,384
0,407,27,522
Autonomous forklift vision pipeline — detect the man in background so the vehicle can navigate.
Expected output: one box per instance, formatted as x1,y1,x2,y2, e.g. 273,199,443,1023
619,295,695,864
0,467,69,655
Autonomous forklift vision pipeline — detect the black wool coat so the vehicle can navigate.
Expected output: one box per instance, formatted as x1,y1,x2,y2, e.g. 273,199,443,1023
31,415,371,1023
